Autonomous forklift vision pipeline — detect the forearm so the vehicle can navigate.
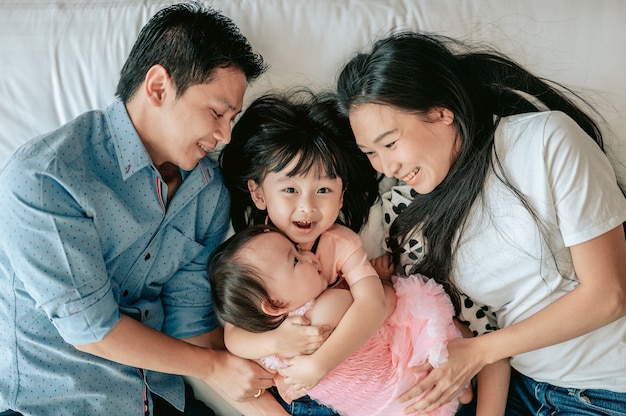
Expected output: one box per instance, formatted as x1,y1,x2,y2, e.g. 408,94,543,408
475,358,510,416
75,314,216,379
223,322,277,359
481,226,626,366
480,280,625,366
230,399,290,416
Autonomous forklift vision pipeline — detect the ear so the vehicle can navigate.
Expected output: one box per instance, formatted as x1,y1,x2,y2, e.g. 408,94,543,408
143,64,171,105
339,188,345,208
247,179,267,210
429,107,455,125
261,299,288,316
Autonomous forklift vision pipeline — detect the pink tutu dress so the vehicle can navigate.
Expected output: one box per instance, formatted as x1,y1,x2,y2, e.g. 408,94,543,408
262,273,462,416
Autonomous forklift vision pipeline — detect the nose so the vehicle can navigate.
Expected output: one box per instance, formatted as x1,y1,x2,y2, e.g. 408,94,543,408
213,119,232,145
298,194,317,213
379,154,401,178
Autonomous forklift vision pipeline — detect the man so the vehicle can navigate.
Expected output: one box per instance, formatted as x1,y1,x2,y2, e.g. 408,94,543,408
0,3,290,415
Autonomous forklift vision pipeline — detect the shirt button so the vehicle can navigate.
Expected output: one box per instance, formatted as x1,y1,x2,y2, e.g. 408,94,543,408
144,253,151,261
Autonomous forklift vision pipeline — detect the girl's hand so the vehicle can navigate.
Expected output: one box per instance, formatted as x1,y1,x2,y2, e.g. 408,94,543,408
370,254,394,281
398,337,485,413
273,315,331,357
278,354,325,392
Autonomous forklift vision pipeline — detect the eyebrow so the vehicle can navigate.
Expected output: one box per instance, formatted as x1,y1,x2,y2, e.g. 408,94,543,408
221,98,240,113
358,129,397,149
373,129,397,144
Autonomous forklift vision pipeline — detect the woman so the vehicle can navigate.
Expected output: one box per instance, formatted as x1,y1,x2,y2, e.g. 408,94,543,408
336,31,626,415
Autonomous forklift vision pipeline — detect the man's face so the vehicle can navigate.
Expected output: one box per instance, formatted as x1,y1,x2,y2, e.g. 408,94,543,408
149,66,247,171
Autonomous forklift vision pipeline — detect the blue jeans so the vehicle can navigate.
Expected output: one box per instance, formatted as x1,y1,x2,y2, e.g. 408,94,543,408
507,368,626,415
268,387,339,416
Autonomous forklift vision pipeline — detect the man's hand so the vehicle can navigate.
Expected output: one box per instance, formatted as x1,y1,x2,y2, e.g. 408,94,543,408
202,349,276,402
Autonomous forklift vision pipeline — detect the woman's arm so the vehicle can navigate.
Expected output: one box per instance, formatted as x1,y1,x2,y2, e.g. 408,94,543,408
399,225,626,413
475,358,510,416
279,275,394,390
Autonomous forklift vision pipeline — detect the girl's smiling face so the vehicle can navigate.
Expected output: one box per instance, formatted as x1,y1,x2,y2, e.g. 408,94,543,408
348,103,460,194
248,157,344,248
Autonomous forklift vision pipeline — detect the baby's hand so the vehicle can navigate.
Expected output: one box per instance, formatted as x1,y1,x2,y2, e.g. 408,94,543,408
273,315,331,357
370,254,394,281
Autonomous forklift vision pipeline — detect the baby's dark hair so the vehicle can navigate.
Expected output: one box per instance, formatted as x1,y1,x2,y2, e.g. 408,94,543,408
208,225,290,333
220,88,379,232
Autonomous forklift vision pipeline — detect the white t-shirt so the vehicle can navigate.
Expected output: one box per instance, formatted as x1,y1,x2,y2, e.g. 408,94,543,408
453,111,626,391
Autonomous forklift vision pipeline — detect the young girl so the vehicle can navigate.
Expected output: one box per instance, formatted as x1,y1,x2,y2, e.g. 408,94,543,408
337,31,626,414
218,90,390,404
208,224,470,416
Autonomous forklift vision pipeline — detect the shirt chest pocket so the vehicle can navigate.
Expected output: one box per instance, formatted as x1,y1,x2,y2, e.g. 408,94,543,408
119,224,208,302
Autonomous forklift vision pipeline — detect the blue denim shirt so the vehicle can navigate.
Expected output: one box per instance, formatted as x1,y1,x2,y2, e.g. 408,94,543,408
0,100,230,414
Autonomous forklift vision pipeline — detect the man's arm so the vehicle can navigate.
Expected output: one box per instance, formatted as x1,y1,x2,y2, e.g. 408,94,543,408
75,315,289,415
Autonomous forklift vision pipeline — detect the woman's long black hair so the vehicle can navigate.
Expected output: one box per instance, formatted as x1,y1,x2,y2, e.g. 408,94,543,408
337,31,620,313
220,88,379,233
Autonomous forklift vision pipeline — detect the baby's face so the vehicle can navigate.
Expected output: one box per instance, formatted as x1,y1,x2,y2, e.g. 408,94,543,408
244,231,328,310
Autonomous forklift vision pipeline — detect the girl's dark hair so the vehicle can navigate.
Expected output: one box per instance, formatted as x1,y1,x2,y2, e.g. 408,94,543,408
220,88,379,233
116,1,267,102
337,31,615,313
208,225,289,332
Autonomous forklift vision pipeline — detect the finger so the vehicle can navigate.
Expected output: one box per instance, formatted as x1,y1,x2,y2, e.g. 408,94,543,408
288,315,310,326
396,366,432,403
412,361,432,372
408,379,460,414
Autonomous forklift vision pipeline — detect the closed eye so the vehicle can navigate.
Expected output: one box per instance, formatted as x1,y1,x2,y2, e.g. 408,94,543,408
385,140,397,149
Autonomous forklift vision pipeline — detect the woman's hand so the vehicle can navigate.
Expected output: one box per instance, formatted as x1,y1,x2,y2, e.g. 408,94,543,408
398,337,485,414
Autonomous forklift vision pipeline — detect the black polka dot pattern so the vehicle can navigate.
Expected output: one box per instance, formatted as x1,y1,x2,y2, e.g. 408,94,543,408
380,183,498,336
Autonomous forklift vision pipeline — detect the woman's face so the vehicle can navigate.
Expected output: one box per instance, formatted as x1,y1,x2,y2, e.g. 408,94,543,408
349,103,460,194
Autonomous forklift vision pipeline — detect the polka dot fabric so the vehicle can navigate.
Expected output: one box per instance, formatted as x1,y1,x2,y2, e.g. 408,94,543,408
380,183,497,336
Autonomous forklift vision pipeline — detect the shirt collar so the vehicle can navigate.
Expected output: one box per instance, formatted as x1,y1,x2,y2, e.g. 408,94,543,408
105,99,216,185
106,99,153,181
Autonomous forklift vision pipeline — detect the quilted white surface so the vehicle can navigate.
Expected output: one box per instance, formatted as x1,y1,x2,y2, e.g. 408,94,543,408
1,1,625,414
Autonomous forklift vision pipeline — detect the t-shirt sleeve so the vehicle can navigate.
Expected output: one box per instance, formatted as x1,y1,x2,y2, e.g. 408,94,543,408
322,226,377,286
541,112,626,246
